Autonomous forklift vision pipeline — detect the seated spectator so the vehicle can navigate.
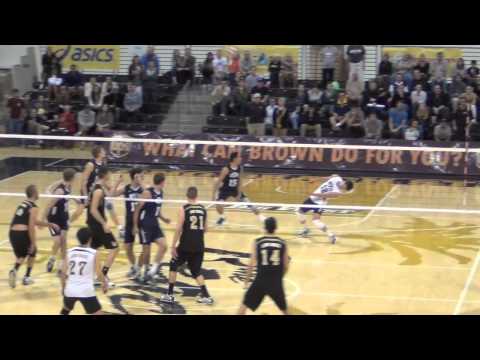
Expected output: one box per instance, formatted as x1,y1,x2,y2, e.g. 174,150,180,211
88,85,104,112
265,97,277,134
388,100,408,139
404,120,421,141
363,112,384,140
363,80,388,115
293,83,308,108
396,53,414,86
56,86,71,110
64,64,83,88
58,104,77,135
228,51,241,87
466,60,479,85
430,52,448,83
245,68,260,92
434,118,452,141
346,73,364,102
414,103,432,139
411,84,428,109
84,77,99,98
300,105,321,138
103,86,120,113
321,82,337,113
143,61,159,103
70,86,86,105
141,46,160,74
128,56,144,86
231,79,250,116
307,83,323,107
431,75,448,93
25,108,49,135
390,84,411,112
378,53,393,78
211,80,231,117
101,77,118,97
268,56,282,89
213,49,228,84
389,73,409,96
246,93,267,136
200,52,215,91
123,83,143,115
413,54,430,80
344,102,365,138
76,105,96,136
453,58,466,79
329,92,350,136
273,97,289,137
280,54,297,88
450,74,467,112
290,105,301,131
428,85,451,123
411,69,429,92
241,51,254,76
96,105,114,135
453,98,473,141
250,79,269,103
462,86,478,118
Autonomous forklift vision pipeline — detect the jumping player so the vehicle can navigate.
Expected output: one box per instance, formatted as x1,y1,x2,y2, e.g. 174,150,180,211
60,227,108,315
111,167,145,278
87,167,119,288
160,186,214,305
43,168,82,275
212,151,265,226
133,173,170,283
8,185,60,288
297,174,354,243
237,217,290,315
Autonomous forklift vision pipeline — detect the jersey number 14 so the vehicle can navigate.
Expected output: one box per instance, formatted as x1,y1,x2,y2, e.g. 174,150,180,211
261,249,281,266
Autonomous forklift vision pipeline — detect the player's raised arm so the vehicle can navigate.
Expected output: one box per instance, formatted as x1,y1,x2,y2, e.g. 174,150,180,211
244,240,257,289
212,167,229,200
133,190,150,235
171,207,185,259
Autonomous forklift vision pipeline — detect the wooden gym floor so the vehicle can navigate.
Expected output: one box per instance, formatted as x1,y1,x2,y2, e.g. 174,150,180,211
0,147,479,315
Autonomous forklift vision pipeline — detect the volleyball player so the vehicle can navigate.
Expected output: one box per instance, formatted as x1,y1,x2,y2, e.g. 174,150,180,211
87,167,119,288
111,167,144,278
238,217,290,315
43,168,82,275
133,173,170,283
78,145,122,232
160,186,214,305
8,185,60,288
60,227,108,315
297,174,354,243
212,151,265,226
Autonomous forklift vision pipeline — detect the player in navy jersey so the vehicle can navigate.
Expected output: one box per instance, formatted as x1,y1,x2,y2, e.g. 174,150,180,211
43,168,82,275
133,173,171,283
238,217,290,315
8,185,59,288
111,168,145,278
212,152,265,226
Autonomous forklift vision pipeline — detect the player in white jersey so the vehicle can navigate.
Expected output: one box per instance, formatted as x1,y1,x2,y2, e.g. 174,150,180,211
296,175,354,243
60,227,108,315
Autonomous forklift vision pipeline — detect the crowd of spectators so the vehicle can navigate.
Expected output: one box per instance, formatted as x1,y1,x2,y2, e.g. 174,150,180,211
208,48,480,142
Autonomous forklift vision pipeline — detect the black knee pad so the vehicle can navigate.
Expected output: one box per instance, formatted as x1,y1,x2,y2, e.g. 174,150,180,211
169,258,179,272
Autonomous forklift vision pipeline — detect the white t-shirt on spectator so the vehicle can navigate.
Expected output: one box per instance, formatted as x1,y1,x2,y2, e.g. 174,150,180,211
213,56,228,73
404,127,420,141
411,90,427,105
265,105,277,126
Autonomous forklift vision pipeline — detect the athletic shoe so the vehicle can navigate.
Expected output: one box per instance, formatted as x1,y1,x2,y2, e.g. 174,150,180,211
22,276,34,286
196,296,214,305
160,294,175,304
298,228,310,237
329,234,337,245
8,270,16,289
147,265,159,278
46,257,55,273
105,277,116,289
126,267,138,278
216,217,226,226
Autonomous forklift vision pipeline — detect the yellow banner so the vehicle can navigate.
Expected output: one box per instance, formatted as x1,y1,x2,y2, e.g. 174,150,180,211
49,45,120,71
224,45,300,76
383,47,463,61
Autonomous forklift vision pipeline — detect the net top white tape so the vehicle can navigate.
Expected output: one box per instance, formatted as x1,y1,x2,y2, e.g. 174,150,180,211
0,134,477,153
0,192,479,215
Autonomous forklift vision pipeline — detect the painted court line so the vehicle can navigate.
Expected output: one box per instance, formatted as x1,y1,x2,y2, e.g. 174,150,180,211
453,247,480,315
358,184,399,225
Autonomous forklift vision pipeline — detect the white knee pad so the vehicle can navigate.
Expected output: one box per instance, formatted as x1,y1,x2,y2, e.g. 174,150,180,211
312,219,327,232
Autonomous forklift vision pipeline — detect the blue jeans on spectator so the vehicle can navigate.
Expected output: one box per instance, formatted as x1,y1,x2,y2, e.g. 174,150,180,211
7,118,24,134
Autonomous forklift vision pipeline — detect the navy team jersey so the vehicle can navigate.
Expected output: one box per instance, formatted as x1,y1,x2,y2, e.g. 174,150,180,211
219,165,241,193
139,187,163,228
48,183,70,224
124,184,143,225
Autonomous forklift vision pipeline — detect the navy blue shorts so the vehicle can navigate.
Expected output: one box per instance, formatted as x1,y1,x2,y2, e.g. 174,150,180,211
124,221,135,244
299,198,324,215
139,224,165,245
217,190,248,202
48,216,69,237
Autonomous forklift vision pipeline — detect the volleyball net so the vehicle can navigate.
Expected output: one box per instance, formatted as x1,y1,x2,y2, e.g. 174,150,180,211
0,133,479,224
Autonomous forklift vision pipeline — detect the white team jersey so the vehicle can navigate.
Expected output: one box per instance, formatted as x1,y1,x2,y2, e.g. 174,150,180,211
309,176,344,205
64,247,97,298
